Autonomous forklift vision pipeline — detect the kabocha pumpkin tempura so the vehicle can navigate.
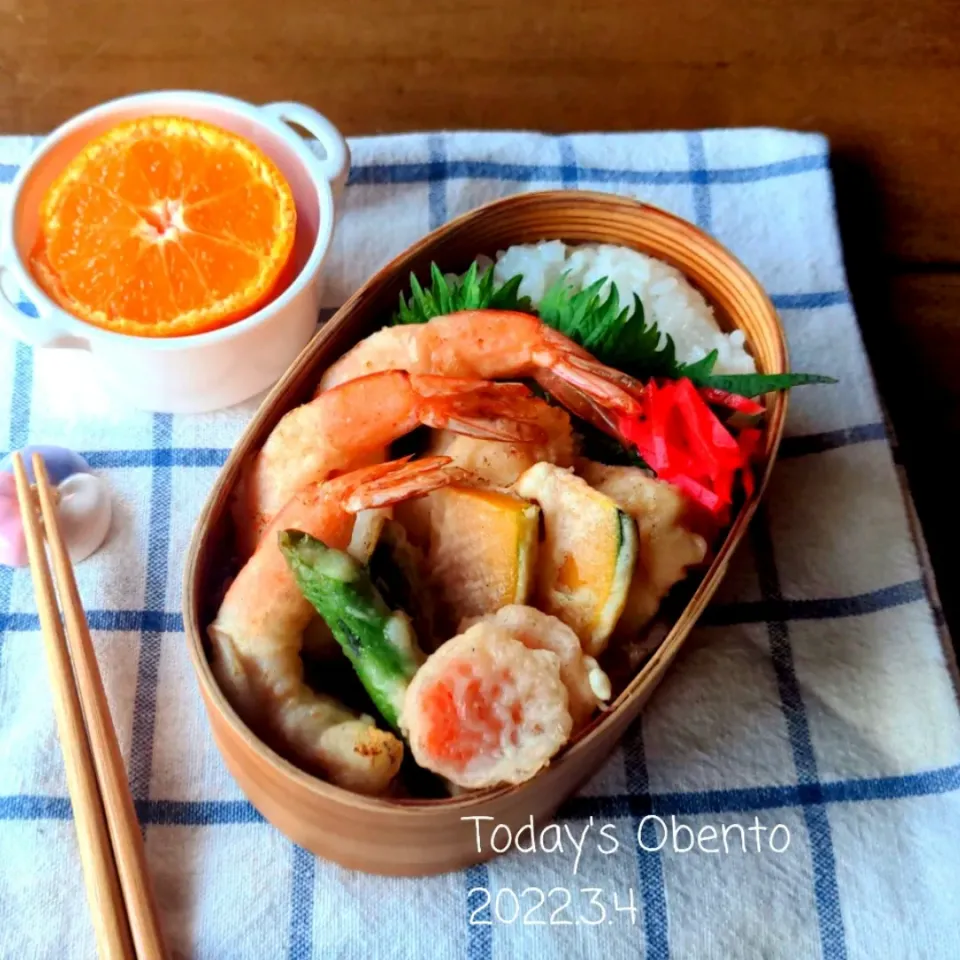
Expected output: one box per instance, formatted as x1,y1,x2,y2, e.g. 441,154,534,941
209,243,834,795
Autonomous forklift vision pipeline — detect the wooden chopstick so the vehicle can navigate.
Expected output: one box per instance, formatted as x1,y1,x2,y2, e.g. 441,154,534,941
12,453,134,959
15,453,169,960
31,454,169,960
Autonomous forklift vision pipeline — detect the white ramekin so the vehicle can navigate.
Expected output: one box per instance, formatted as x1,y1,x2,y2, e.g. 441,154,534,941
0,90,349,413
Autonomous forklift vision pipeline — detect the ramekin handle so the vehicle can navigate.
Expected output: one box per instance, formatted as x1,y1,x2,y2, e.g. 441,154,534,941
260,101,350,199
0,263,89,349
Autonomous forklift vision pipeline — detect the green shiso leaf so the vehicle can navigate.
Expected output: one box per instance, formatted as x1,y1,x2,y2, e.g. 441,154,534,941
490,273,526,310
390,261,835,396
694,371,838,396
575,417,650,469
431,263,452,315
676,349,719,382
536,274,835,394
390,261,530,324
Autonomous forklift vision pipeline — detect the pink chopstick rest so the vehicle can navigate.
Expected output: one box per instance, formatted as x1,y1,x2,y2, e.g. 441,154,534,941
0,446,112,568
0,472,28,567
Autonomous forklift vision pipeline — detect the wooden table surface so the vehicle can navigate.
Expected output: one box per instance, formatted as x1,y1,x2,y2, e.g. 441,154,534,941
1,0,957,635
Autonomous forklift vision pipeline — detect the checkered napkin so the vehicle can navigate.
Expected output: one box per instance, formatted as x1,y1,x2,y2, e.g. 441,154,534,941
1,129,958,960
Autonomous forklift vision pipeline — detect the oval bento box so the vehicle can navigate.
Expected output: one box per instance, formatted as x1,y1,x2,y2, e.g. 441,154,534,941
182,191,789,876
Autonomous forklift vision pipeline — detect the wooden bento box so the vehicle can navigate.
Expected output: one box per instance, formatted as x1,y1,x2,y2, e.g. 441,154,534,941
182,190,788,876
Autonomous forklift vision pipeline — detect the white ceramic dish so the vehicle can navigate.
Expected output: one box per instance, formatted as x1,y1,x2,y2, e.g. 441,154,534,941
0,90,349,413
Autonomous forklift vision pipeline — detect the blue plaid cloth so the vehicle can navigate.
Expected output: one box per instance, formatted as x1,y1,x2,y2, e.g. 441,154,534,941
1,129,958,960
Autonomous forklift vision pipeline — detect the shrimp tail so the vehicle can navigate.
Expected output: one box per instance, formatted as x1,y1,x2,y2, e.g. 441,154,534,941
411,376,550,445
342,456,470,512
544,354,644,414
534,369,626,440
531,324,644,416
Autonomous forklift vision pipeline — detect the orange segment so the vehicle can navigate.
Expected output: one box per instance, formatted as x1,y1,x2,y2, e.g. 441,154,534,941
184,181,289,254
82,146,158,208
178,233,263,300
161,241,209,313
29,116,296,337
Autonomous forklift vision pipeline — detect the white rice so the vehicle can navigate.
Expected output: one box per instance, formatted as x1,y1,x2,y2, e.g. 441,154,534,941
492,241,755,375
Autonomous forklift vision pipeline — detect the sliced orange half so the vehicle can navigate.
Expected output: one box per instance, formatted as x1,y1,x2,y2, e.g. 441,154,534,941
29,116,297,338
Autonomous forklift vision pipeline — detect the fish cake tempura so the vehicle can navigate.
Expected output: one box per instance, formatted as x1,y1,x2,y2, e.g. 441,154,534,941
402,623,572,789
462,605,610,730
